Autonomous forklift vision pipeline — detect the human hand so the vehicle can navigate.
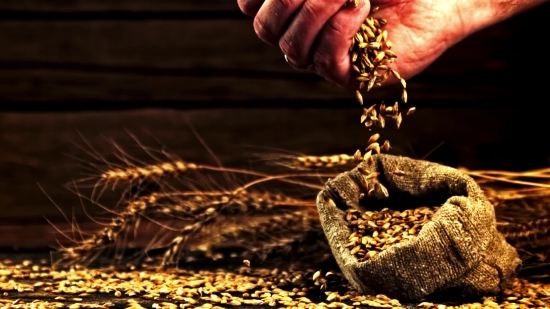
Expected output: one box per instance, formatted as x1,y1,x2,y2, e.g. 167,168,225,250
238,0,545,90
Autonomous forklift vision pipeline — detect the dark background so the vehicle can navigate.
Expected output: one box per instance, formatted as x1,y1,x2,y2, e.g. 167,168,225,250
0,0,549,248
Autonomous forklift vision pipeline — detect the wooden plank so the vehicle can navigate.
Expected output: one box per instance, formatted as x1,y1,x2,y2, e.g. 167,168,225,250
0,16,546,103
0,0,550,74
1,107,549,224
0,68,522,103
0,69,352,101
1,107,550,247
0,0,241,13
0,0,546,69
0,220,166,248
0,20,276,72
0,18,531,74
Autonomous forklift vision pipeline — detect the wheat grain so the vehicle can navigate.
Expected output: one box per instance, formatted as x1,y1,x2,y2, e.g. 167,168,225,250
345,6,412,156
98,161,198,191
352,149,362,164
264,154,356,170
3,258,549,308
367,133,380,144
344,206,438,261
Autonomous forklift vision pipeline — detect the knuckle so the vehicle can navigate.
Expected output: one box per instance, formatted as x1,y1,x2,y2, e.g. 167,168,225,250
278,35,298,59
300,1,322,22
253,17,276,45
312,21,347,67
275,0,297,10
324,17,347,38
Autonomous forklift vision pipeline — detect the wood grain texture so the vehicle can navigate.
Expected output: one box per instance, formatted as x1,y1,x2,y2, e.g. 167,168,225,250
0,1,549,248
0,68,348,101
0,0,240,13
1,107,550,246
0,68,519,103
0,20,270,71
0,19,517,72
0,3,548,103
1,108,548,208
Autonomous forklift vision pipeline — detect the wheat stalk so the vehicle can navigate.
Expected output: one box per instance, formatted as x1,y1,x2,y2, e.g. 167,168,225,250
205,210,326,260
53,138,550,278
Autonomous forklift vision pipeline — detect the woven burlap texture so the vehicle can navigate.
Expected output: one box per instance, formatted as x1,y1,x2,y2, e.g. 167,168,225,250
316,154,521,300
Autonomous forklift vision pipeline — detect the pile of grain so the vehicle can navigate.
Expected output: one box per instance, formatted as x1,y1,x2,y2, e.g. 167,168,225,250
343,207,437,261
1,259,549,309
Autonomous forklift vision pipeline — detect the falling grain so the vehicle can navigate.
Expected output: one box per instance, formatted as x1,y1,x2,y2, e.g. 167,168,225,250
381,140,391,152
363,150,372,164
367,133,380,144
356,90,364,105
396,113,402,129
353,149,362,163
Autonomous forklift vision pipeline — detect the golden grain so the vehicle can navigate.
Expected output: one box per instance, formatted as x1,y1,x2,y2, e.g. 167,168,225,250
366,142,381,154
349,6,410,146
393,169,405,176
368,133,380,144
377,114,385,128
363,150,372,164
353,149,362,163
367,77,376,91
366,172,380,180
381,140,391,152
344,206,438,261
355,90,364,105
380,102,386,113
396,113,402,129
313,270,322,281
379,184,389,197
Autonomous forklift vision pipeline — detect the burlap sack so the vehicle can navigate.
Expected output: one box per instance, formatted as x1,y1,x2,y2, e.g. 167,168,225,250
316,154,521,301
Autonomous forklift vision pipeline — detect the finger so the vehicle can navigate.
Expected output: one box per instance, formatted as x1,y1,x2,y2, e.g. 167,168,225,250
311,0,371,89
253,0,305,47
238,0,265,17
279,0,349,67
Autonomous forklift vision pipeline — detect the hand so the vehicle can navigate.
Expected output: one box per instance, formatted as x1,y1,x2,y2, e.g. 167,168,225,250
238,0,545,90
